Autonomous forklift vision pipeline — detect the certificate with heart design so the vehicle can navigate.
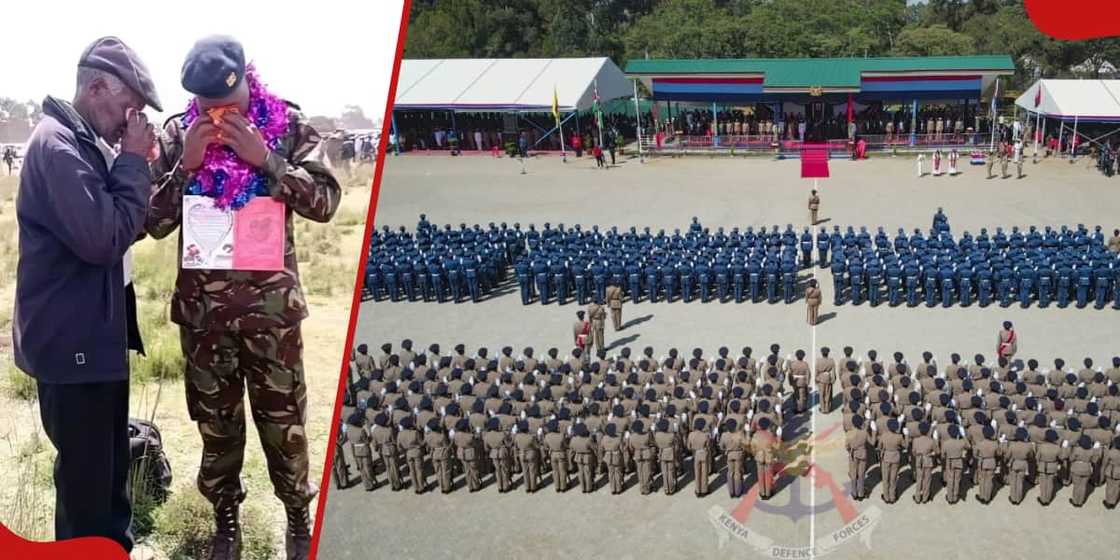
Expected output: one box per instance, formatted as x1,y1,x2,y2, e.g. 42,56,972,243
182,195,285,271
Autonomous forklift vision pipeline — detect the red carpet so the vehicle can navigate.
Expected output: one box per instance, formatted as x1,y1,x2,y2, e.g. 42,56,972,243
801,143,830,178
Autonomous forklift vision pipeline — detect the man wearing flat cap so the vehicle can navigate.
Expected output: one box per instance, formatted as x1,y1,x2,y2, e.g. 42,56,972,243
13,36,158,552
146,35,338,560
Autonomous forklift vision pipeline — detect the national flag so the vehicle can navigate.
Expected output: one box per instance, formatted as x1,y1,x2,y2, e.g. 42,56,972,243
990,78,999,119
593,80,604,131
846,93,854,123
552,85,560,125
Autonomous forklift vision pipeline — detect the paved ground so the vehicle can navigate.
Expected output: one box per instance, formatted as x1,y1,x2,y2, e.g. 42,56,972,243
319,152,1120,560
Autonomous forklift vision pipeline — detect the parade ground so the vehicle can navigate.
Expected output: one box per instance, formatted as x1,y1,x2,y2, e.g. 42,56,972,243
320,151,1120,559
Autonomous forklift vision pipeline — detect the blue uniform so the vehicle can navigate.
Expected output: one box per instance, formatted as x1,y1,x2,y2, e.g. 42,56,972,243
644,263,659,303
958,266,974,306
574,264,589,305
515,260,532,305
904,263,920,307
749,261,763,302
1076,266,1091,308
697,261,712,302
800,231,813,269
680,262,695,303
662,264,678,302
831,258,845,305
1037,268,1053,308
977,268,992,307
997,267,1012,307
627,262,642,303
781,259,797,304
1018,267,1036,308
533,260,549,305
866,260,882,306
1057,266,1072,308
551,262,568,305
1094,265,1112,308
817,232,830,268
848,260,864,305
592,263,607,304
939,265,954,308
714,262,729,302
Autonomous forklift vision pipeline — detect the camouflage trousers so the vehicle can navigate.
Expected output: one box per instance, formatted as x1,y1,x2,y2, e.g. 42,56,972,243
180,324,316,509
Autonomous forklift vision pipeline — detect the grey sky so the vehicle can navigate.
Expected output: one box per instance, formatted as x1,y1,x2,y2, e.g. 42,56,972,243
0,0,404,122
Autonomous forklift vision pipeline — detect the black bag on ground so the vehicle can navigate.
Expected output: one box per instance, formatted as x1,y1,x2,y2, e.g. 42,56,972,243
128,418,173,502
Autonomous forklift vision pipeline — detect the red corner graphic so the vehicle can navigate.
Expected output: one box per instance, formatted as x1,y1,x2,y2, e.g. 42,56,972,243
0,523,127,559
1026,0,1120,40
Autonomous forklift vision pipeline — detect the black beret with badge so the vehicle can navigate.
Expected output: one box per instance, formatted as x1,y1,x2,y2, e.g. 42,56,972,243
180,35,246,99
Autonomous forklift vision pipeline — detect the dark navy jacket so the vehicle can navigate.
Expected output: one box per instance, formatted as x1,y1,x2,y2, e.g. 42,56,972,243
13,96,149,384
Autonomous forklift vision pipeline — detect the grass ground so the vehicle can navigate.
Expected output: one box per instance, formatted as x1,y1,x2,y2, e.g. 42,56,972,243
0,161,374,558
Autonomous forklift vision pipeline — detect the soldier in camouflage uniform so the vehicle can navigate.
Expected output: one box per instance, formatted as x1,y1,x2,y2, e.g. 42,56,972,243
146,36,339,560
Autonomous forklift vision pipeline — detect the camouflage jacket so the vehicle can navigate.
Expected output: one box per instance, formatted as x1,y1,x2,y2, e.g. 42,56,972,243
147,103,340,331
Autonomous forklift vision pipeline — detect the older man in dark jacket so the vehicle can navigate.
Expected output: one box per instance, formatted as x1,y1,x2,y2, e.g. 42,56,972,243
13,36,158,552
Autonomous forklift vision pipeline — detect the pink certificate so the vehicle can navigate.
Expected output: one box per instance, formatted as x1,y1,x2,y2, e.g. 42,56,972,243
231,197,285,271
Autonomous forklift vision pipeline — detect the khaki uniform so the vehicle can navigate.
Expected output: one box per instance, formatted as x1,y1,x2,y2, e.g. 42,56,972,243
1035,441,1064,505
452,429,482,492
587,303,607,356
1069,445,1100,506
815,356,835,413
910,434,939,503
789,359,811,413
1103,447,1120,508
878,429,905,503
605,285,624,331
346,427,376,490
686,430,712,496
654,430,679,494
371,425,402,490
846,427,875,499
483,430,513,492
629,430,657,494
570,434,598,493
719,431,750,498
397,427,426,494
425,430,453,493
808,194,820,225
601,433,626,494
973,438,1001,503
940,436,970,503
543,431,570,492
805,286,822,325
1004,440,1034,504
512,431,541,493
751,430,780,499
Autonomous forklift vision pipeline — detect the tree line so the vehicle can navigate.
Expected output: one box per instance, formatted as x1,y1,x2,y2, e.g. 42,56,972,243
405,0,1120,90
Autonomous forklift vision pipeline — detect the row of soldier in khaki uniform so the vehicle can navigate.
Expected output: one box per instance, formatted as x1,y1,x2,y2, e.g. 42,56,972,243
831,349,1120,508
336,342,820,497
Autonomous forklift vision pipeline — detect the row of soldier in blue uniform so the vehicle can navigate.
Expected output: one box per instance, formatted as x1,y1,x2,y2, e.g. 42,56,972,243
365,214,1120,310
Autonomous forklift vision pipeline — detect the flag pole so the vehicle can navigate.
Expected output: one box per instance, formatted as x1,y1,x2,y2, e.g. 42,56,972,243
990,77,999,151
595,78,604,150
559,115,567,163
633,79,644,163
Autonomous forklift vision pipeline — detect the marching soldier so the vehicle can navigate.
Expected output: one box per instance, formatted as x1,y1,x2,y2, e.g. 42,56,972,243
483,418,513,492
588,301,607,357
397,417,426,494
1069,435,1101,507
345,413,376,491
1035,429,1064,505
570,424,598,493
655,419,679,495
629,420,656,495
333,419,351,490
452,418,482,492
789,350,811,413
808,189,820,225
973,426,1001,504
1004,428,1034,504
816,347,836,413
419,421,450,493
371,413,402,491
543,420,570,492
1104,436,1120,509
687,418,713,497
878,419,905,503
846,415,875,501
941,425,970,504
512,420,541,493
605,281,624,331
719,419,750,498
752,418,781,500
602,423,626,494
910,422,939,503
805,279,822,325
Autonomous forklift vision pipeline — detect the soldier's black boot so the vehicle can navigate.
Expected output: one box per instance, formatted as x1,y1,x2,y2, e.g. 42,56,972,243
208,502,241,560
285,505,313,560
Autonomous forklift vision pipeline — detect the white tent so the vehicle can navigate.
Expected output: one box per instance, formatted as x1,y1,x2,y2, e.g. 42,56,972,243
1015,79,1120,122
394,57,632,112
